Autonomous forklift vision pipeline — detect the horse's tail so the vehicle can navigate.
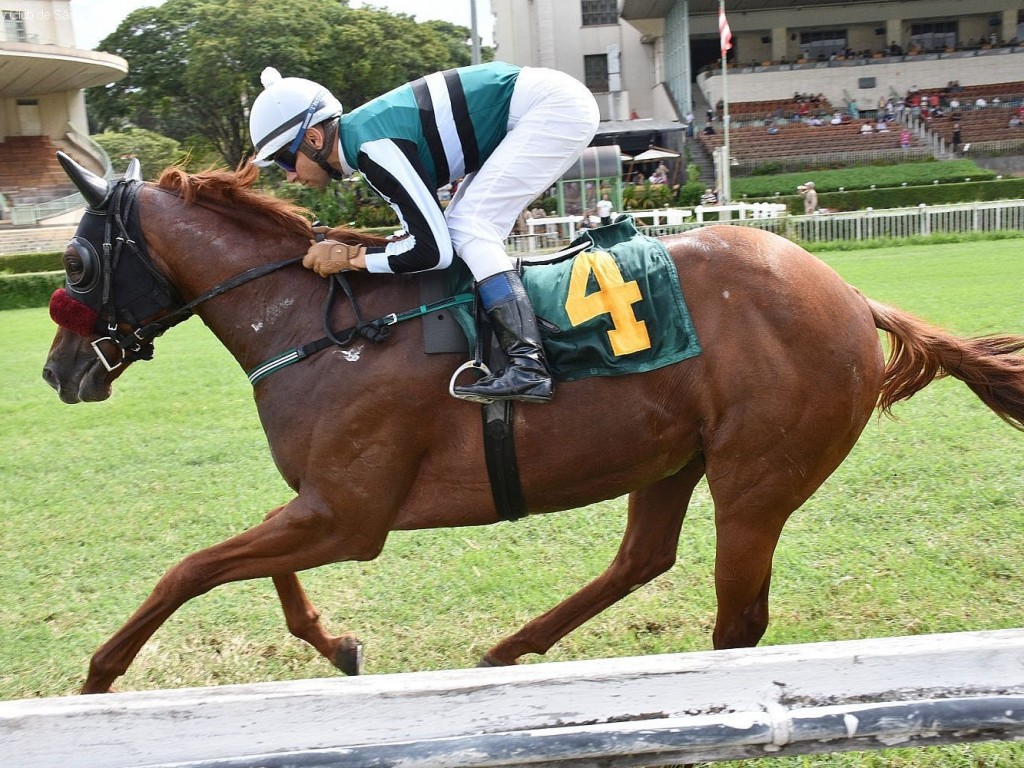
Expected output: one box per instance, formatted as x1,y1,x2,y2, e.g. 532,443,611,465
866,297,1024,431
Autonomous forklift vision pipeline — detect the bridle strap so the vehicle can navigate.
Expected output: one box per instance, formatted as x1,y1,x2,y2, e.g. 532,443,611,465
132,255,305,343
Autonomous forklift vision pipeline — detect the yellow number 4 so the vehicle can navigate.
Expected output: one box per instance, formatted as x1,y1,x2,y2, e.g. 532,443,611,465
564,251,651,356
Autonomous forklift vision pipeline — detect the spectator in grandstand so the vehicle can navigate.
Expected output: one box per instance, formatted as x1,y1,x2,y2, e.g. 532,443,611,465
1009,115,1021,129
949,96,961,110
900,129,912,148
797,181,818,215
860,121,874,135
952,121,962,153
830,111,843,125
975,96,988,108
649,163,669,184
875,117,890,132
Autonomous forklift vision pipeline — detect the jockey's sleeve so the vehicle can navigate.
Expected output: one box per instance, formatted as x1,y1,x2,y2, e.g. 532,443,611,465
355,138,454,274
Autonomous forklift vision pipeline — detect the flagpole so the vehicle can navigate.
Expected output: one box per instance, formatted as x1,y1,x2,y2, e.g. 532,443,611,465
719,0,731,204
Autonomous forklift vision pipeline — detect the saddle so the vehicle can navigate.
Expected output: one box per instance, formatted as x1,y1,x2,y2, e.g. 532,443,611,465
436,216,703,522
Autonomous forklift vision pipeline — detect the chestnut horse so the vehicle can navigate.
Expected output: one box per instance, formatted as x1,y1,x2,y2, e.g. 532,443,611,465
43,156,1024,694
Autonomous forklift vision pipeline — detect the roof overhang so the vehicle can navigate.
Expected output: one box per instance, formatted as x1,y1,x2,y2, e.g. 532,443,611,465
622,0,892,17
0,43,127,98
596,119,685,137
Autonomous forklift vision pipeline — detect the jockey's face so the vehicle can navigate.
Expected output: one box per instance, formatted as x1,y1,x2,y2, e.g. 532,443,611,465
286,127,332,190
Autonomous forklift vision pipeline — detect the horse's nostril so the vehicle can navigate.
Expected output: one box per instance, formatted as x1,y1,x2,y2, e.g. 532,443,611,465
42,366,59,390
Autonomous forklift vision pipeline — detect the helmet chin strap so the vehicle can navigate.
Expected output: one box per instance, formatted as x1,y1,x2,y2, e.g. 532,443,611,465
300,117,344,181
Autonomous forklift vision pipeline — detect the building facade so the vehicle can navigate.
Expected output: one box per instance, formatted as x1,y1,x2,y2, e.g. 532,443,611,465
1,1,125,167
493,0,1024,140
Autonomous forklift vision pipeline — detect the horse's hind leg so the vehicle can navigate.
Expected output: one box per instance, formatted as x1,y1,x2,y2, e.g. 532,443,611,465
705,436,860,650
480,460,705,666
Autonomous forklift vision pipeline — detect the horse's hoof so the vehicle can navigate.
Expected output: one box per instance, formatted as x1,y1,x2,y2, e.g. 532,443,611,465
333,635,364,676
477,655,513,668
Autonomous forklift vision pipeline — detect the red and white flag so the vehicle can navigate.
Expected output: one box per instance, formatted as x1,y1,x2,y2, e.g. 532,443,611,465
719,3,733,57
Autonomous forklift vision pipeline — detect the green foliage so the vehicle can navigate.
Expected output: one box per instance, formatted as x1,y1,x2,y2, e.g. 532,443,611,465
677,163,705,206
270,173,397,229
622,181,674,210
807,229,1024,252
0,271,63,310
818,177,1024,212
732,160,996,198
91,128,190,180
0,252,62,274
88,0,485,167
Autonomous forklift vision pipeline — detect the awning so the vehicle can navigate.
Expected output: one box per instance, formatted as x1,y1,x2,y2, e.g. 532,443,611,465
0,42,126,98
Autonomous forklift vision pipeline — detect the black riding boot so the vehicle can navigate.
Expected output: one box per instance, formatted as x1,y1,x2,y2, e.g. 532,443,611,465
454,271,553,404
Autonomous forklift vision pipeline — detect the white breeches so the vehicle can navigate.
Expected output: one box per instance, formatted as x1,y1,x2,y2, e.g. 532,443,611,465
446,67,600,281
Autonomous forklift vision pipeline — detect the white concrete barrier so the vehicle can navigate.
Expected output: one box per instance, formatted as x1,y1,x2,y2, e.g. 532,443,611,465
1,628,1022,768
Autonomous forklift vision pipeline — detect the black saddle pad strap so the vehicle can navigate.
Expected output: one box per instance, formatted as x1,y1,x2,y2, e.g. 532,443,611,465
483,400,527,521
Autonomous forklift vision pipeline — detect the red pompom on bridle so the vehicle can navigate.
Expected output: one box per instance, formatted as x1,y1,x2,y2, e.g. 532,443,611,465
49,288,100,337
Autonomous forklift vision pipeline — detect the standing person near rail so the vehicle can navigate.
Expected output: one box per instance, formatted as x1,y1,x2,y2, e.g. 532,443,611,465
248,62,599,404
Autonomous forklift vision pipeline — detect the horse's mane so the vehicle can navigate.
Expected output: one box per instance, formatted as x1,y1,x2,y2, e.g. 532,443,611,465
155,162,390,247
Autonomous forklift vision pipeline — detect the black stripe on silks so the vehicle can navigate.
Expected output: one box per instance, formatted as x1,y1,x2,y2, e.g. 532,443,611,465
359,142,445,273
411,76,449,183
444,69,480,173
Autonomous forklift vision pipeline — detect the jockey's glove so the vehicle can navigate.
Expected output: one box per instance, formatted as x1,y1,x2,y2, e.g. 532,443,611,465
303,239,367,277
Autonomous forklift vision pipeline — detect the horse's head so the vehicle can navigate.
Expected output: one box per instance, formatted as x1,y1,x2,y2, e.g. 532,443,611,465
42,153,185,403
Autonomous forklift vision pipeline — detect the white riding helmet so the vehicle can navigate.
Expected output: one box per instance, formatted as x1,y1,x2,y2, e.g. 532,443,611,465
249,67,343,166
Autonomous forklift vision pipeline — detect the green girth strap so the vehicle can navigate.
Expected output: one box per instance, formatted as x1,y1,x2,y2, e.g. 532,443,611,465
246,292,475,386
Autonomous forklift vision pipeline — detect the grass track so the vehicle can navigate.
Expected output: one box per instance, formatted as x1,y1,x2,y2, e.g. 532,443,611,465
1,238,1022,766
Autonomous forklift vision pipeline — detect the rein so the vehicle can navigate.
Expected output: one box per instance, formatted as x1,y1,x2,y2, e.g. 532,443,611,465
82,180,475,386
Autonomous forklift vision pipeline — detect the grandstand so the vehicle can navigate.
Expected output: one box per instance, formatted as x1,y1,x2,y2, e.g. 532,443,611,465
698,120,925,162
0,137,76,206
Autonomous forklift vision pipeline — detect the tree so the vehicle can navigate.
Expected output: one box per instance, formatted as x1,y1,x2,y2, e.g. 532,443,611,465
86,0,486,168
91,128,187,180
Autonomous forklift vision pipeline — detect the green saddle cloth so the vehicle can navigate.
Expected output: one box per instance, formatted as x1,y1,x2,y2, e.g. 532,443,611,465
450,216,701,382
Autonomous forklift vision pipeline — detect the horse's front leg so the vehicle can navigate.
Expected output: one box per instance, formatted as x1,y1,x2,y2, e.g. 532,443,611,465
259,507,364,675
82,498,385,694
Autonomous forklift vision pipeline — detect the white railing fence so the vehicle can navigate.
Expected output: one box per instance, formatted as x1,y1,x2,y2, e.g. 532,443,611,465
507,199,1024,253
2,629,1022,768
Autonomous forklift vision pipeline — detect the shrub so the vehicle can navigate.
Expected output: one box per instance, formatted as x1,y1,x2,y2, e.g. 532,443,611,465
0,271,63,310
0,252,63,274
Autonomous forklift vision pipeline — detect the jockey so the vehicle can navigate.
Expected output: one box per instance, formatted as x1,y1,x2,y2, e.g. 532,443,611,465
248,62,600,404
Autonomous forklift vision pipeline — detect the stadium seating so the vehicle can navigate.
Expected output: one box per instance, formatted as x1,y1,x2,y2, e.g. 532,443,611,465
697,120,922,162
0,136,76,206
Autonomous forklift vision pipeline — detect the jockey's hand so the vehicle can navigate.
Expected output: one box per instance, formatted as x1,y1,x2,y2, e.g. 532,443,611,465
303,239,367,277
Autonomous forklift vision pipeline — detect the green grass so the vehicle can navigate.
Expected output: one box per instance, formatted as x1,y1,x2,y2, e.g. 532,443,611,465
2,240,1023,767
732,160,996,197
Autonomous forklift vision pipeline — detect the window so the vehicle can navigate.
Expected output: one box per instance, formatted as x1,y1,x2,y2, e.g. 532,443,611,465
2,9,27,43
799,29,847,61
909,21,956,51
583,54,609,92
582,0,618,27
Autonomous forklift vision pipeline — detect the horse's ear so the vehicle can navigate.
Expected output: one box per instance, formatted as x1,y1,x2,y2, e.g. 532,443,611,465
57,151,111,209
124,158,143,182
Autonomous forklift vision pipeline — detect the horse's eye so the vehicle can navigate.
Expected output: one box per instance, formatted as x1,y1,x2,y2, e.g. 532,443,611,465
64,252,84,277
